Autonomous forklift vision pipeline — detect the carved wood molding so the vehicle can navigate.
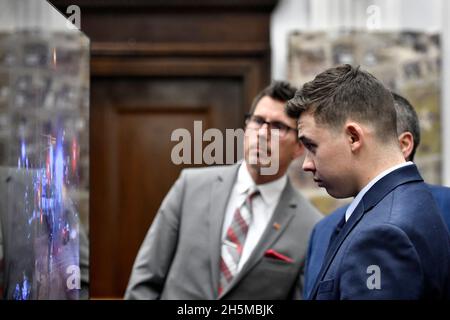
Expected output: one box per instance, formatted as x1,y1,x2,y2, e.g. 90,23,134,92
49,0,278,12
92,56,260,76
91,42,269,57
91,55,266,110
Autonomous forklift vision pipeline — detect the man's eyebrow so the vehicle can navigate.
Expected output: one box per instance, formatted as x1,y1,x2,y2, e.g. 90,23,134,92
298,135,313,144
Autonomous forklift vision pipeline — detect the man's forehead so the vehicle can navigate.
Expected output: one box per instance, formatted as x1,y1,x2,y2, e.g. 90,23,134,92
297,119,312,140
298,113,315,130
254,96,285,111
254,97,297,125
297,114,330,141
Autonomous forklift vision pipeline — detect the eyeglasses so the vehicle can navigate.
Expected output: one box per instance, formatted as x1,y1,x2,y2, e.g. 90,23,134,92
245,114,297,137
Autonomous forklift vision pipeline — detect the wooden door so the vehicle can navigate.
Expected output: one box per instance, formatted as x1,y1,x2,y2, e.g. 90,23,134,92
91,76,245,296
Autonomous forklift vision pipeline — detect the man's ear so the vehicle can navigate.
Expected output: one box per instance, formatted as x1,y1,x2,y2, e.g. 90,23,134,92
345,122,364,152
398,131,414,161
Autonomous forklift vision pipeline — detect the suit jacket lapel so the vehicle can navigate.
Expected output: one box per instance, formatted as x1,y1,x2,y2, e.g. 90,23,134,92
309,164,424,299
219,180,297,298
208,163,240,298
308,200,366,299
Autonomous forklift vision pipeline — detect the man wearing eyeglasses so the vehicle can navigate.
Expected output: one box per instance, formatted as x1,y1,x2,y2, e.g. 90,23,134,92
125,81,322,300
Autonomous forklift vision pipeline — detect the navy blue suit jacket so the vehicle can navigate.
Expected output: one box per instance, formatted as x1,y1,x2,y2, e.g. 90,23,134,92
427,184,450,232
305,165,450,299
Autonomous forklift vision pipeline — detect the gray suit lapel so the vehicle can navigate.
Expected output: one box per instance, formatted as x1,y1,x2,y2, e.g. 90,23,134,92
208,163,240,298
219,180,297,298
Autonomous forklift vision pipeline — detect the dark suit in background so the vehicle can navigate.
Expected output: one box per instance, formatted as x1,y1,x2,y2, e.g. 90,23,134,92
428,184,450,232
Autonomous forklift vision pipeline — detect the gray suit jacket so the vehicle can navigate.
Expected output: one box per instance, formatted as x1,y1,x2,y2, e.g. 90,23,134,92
125,163,322,300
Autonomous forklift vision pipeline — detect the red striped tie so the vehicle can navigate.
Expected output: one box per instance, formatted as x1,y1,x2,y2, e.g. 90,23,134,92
218,188,259,296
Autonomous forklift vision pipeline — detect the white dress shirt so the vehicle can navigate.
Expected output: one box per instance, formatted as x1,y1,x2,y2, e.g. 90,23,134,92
345,161,414,222
221,161,287,272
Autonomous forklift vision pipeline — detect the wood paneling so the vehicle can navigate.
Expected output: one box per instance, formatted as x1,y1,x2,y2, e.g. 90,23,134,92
91,78,242,295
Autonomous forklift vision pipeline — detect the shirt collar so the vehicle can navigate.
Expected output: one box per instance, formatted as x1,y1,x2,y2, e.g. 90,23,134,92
237,161,288,206
345,161,414,222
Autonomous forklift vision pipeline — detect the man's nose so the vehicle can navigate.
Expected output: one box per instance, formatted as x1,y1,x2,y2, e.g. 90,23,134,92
302,153,315,172
258,123,270,137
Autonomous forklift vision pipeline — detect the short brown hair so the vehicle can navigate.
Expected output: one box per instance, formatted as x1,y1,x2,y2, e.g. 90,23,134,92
287,64,397,142
249,81,297,117
392,92,420,161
